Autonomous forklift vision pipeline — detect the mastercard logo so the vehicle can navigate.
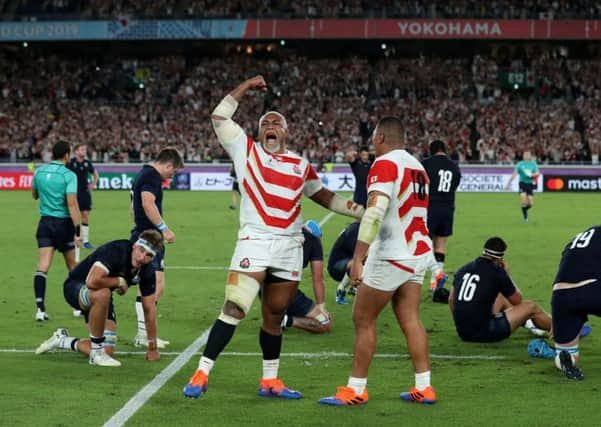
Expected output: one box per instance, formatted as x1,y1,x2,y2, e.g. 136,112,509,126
546,178,564,190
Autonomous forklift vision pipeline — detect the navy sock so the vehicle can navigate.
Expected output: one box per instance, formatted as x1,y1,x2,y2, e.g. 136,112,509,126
434,252,445,263
34,271,47,311
203,319,237,361
259,328,282,360
521,205,528,219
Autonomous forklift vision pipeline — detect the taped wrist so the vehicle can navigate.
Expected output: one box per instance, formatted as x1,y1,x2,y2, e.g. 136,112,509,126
328,194,365,219
357,195,389,245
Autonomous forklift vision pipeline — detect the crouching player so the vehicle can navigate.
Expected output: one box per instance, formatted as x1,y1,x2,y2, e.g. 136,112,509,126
35,229,164,367
328,221,360,305
549,225,601,380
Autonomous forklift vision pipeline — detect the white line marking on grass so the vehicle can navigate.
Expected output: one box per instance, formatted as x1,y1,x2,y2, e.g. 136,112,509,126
102,328,211,427
1,348,506,360
318,212,335,226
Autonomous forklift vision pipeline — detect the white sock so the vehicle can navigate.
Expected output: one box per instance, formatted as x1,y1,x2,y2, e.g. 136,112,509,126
415,371,431,390
337,275,350,292
198,356,215,375
262,359,279,380
82,224,89,243
60,337,77,350
524,319,535,329
135,300,146,334
347,376,367,394
90,336,103,351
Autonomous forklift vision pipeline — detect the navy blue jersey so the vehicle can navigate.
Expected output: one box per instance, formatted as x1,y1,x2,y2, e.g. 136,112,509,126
349,158,373,207
554,226,601,284
421,154,461,204
131,165,163,232
67,240,156,297
452,257,517,338
328,222,359,270
67,157,95,193
302,228,323,269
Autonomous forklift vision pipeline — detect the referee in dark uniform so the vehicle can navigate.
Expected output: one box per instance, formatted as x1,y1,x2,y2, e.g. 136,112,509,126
422,140,461,295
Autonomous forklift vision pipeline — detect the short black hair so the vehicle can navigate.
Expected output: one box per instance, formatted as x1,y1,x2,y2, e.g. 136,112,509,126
429,140,446,155
483,236,507,258
52,140,71,160
359,146,369,153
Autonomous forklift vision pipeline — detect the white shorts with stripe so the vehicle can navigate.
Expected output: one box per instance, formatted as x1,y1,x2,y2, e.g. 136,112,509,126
229,237,303,282
363,254,431,292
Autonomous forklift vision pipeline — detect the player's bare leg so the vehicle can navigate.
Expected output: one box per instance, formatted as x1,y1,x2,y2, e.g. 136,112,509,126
350,284,393,378
257,281,302,399
393,282,436,404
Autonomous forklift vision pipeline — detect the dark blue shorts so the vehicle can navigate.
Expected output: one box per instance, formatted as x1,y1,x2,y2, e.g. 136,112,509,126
286,289,314,318
458,312,511,343
427,202,454,237
131,229,165,272
551,280,601,344
36,216,75,253
63,278,116,324
77,190,92,211
519,182,535,196
328,258,350,282
232,182,240,194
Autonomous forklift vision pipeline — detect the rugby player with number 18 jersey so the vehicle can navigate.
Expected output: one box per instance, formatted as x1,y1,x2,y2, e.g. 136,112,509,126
183,75,364,400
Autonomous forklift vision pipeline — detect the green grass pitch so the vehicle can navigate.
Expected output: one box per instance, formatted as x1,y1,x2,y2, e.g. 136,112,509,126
1,190,600,426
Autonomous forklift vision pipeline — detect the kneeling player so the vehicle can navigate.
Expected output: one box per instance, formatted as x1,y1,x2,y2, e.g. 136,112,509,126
35,230,164,366
327,221,360,304
449,237,552,343
549,225,601,380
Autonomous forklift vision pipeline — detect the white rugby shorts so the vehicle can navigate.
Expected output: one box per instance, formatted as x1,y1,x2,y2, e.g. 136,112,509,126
229,237,303,282
362,255,430,292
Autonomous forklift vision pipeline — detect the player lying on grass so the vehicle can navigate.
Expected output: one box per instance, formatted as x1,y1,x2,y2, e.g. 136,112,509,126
35,229,164,367
279,220,331,334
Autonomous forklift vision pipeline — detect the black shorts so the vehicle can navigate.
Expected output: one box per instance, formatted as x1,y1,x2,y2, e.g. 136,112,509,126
77,190,92,211
286,289,314,318
131,229,165,272
63,278,116,323
551,280,601,344
458,312,511,343
519,182,535,196
427,202,455,237
232,182,240,194
36,216,75,253
328,258,350,282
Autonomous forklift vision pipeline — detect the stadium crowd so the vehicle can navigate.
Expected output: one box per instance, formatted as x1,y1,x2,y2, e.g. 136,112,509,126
5,0,601,20
0,47,599,164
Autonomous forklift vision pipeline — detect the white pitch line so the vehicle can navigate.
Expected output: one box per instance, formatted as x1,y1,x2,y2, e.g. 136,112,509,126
2,348,507,360
102,328,211,427
318,212,335,226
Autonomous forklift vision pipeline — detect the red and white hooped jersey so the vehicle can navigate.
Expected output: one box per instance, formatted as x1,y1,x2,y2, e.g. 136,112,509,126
220,128,323,239
366,149,432,260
